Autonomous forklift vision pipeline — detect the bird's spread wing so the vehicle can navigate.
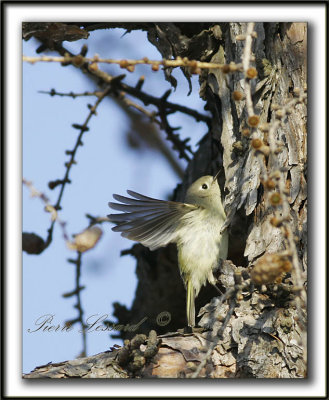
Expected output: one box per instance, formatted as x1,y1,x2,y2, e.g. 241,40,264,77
108,190,198,250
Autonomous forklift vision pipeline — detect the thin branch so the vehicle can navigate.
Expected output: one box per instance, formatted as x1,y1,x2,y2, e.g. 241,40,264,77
156,91,193,161
241,22,255,117
191,299,236,379
22,178,69,242
120,82,211,124
44,85,112,249
191,276,249,378
38,89,103,98
119,94,160,125
23,54,241,72
85,214,110,227
23,179,105,355
266,94,308,320
54,86,111,210
65,251,87,357
240,23,307,364
25,51,213,124
75,251,87,356
40,88,185,177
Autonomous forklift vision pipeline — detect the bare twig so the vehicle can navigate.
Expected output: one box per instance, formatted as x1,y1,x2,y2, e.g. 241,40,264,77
191,277,249,378
119,94,160,125
267,95,308,326
241,22,255,117
38,89,103,98
25,51,213,124
23,180,106,355
191,299,236,379
44,85,112,249
22,178,69,242
157,91,193,161
65,251,87,357
240,23,307,364
85,214,110,227
40,88,185,177
25,43,213,178
38,84,209,162
23,54,241,72
120,82,211,124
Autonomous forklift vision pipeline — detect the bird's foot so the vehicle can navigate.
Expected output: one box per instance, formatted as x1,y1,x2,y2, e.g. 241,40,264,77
177,326,206,334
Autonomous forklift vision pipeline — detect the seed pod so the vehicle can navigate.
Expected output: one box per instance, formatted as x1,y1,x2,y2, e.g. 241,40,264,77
147,330,158,346
72,55,84,67
259,123,270,132
250,253,292,285
251,138,263,149
269,193,282,207
128,351,146,371
88,62,98,72
222,64,230,73
259,145,270,156
246,67,258,79
270,217,283,227
265,179,276,190
242,128,251,137
233,141,244,152
247,115,260,127
119,60,129,68
232,90,244,101
293,87,301,96
186,362,197,371
144,344,158,359
130,334,147,350
270,170,281,180
276,109,285,119
117,346,130,366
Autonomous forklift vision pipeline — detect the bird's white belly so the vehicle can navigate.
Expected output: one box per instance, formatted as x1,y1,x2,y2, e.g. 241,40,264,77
177,211,228,295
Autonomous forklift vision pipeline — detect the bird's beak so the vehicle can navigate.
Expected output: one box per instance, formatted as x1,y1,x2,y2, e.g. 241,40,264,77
212,169,221,183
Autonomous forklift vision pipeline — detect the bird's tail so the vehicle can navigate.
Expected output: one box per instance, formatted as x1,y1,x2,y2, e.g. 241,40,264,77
186,279,195,327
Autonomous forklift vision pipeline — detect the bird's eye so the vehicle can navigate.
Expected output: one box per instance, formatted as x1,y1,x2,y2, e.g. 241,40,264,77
202,183,208,190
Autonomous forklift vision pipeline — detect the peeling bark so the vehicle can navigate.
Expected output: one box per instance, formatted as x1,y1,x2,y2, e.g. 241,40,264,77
113,22,307,379
24,22,307,379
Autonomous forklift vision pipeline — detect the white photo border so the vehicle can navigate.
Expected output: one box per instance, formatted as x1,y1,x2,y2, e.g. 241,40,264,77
3,2,326,398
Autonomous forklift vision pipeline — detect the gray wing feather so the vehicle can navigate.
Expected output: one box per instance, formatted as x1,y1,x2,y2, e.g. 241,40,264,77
127,190,164,202
108,190,198,250
108,209,164,223
108,202,164,212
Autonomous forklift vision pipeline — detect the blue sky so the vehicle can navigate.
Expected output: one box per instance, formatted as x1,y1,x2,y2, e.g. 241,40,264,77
23,27,208,373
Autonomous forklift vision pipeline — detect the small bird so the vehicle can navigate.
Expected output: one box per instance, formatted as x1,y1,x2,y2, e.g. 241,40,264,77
108,174,228,328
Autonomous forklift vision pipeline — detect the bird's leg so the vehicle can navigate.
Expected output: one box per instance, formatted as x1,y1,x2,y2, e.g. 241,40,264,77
186,279,195,327
183,325,193,334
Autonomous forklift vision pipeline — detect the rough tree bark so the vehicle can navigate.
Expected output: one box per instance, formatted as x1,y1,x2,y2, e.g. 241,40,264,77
23,22,307,379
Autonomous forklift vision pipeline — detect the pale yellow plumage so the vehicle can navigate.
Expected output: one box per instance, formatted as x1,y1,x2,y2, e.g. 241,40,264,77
108,175,228,327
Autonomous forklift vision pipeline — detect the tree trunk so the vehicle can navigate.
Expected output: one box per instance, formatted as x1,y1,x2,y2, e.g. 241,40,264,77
23,22,307,378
